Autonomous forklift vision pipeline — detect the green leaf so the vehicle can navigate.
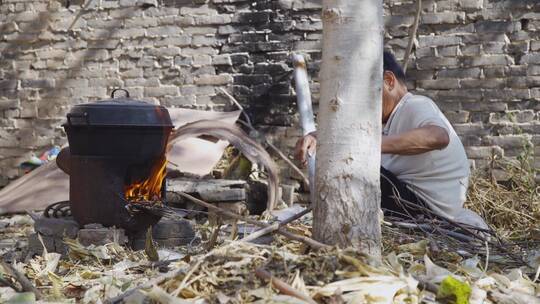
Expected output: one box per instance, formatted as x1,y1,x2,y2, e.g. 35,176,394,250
436,275,471,304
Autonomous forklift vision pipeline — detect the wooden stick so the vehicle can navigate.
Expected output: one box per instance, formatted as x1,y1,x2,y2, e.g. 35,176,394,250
255,268,317,304
242,223,279,243
0,260,42,300
179,193,329,250
242,206,313,243
402,0,422,73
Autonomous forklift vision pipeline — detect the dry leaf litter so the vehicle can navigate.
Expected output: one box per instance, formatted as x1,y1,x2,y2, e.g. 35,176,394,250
0,160,539,303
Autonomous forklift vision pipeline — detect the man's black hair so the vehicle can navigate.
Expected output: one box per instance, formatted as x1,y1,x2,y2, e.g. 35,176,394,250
383,50,407,83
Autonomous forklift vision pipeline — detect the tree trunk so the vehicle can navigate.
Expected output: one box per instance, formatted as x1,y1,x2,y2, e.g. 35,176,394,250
313,0,383,257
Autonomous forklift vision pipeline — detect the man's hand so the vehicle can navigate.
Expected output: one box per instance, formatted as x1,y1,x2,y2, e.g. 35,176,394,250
294,132,317,167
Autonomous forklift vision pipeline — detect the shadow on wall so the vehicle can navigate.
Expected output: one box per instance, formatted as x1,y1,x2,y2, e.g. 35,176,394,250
0,1,135,177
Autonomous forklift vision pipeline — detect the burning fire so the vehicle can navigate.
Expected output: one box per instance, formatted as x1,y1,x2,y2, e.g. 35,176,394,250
124,157,167,202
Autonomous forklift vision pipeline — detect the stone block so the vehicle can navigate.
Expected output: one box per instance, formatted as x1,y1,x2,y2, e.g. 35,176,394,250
78,226,128,246
28,233,70,256
34,217,79,238
417,35,461,48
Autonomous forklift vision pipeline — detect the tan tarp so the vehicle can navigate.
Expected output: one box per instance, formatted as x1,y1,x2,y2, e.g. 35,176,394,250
0,108,241,215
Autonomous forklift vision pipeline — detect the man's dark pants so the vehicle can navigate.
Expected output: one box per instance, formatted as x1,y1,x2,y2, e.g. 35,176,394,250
380,167,427,217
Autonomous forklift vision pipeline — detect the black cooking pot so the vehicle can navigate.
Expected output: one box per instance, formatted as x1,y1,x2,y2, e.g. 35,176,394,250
63,89,174,159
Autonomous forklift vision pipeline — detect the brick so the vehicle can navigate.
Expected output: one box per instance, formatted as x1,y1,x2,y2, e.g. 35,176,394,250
161,95,196,106
418,35,461,48
194,74,233,85
234,75,272,86
483,42,505,54
489,110,536,124
192,54,212,66
147,47,181,57
212,54,232,66
484,67,506,78
416,57,459,69
521,52,540,64
445,110,470,123
475,20,519,33
144,86,178,97
459,0,482,10
437,68,481,79
191,35,219,46
421,12,465,24
233,12,271,24
527,65,540,76
465,146,503,159
21,79,55,88
460,79,506,89
418,79,460,89
155,36,191,47
0,80,17,90
462,101,507,112
464,55,513,67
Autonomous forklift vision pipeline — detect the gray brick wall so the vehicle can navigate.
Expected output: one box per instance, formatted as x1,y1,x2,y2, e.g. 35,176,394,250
0,0,539,182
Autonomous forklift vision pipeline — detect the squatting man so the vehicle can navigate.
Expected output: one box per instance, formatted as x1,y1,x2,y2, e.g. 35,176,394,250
295,51,487,229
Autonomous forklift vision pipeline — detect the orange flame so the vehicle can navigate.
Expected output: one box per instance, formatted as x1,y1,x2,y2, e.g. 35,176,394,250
124,157,167,202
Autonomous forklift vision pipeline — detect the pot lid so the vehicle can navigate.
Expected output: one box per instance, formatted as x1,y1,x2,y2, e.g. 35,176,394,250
65,89,174,128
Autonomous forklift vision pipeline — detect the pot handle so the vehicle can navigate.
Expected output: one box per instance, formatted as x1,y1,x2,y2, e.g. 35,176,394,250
111,89,130,98
66,112,90,126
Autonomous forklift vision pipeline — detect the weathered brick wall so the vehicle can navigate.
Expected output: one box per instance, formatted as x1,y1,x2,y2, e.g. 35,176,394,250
0,0,539,183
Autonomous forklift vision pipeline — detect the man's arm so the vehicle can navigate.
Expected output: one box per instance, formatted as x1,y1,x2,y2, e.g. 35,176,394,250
382,125,449,155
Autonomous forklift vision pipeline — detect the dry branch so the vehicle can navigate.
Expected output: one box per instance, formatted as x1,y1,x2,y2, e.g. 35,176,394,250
0,260,42,300
178,192,329,250
402,0,422,72
255,268,317,304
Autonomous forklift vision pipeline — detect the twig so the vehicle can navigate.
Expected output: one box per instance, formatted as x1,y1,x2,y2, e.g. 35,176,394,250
205,219,222,251
402,0,422,73
0,276,21,292
171,260,202,297
179,192,329,250
255,268,317,304
0,260,42,300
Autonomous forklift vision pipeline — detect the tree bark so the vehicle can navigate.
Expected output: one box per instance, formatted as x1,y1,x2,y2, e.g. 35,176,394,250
313,0,383,257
